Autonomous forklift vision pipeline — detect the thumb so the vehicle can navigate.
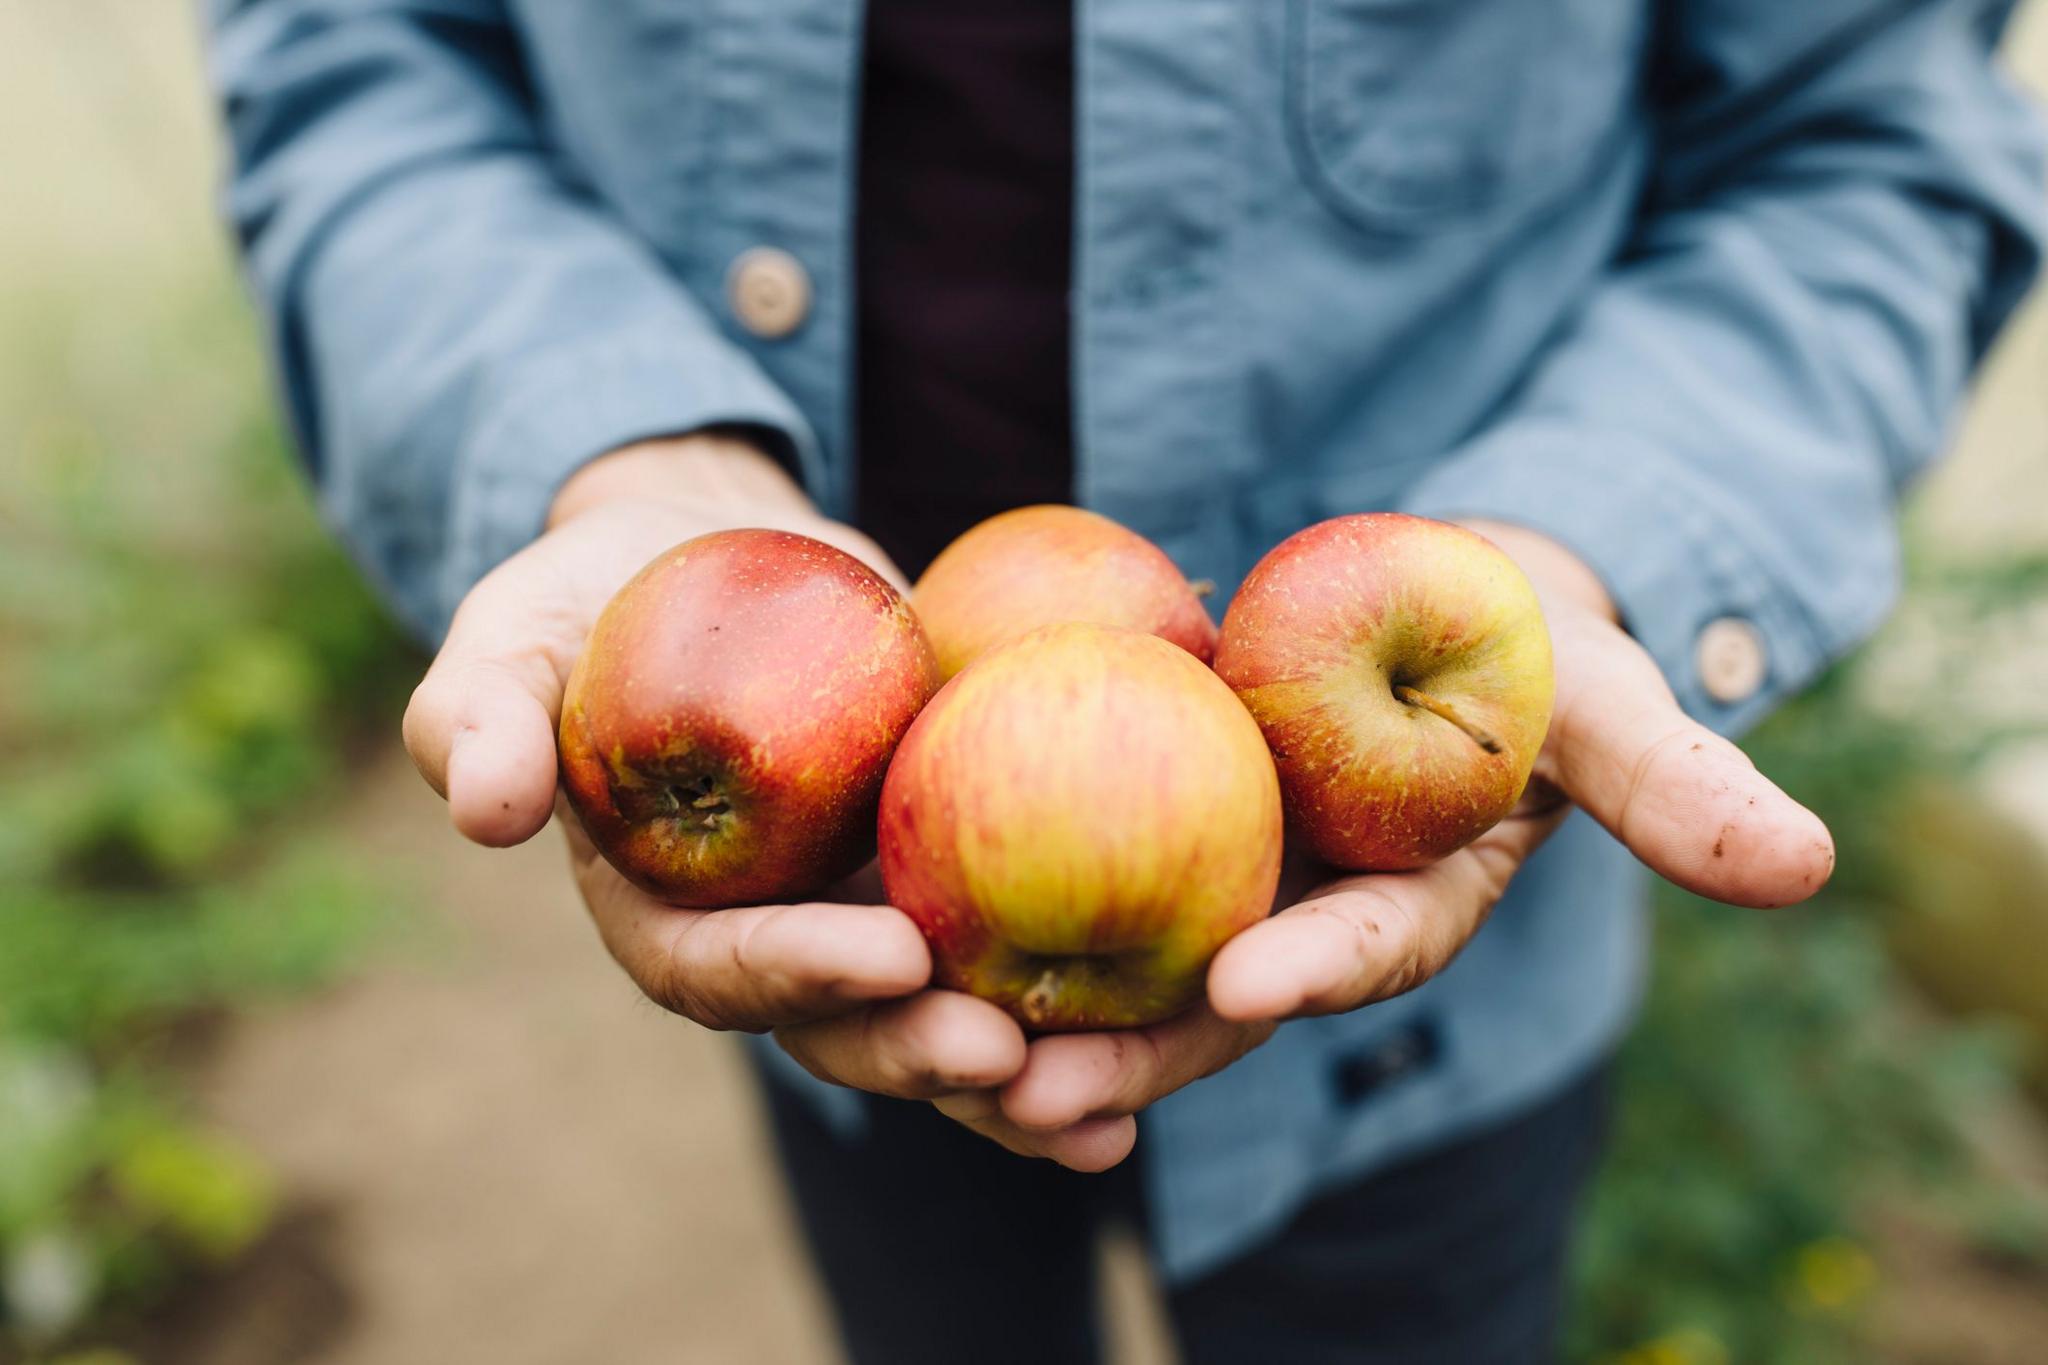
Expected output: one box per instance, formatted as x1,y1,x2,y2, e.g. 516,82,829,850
1545,614,1835,909
401,558,574,849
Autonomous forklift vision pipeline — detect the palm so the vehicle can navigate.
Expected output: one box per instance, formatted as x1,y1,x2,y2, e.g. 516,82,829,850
406,493,1004,1044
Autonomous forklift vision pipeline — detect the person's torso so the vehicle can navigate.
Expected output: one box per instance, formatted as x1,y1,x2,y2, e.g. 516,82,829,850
504,0,1657,1278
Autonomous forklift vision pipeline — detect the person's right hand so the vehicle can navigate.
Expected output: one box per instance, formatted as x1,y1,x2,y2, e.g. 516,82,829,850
401,434,1031,1099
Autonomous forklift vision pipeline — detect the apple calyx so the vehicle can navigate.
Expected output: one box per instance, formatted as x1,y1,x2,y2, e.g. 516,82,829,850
665,773,733,833
1393,684,1504,756
1020,967,1063,1028
1012,956,1154,1031
612,765,736,835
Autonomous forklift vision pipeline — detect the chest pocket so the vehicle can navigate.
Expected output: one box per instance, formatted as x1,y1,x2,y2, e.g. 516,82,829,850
1286,0,1645,231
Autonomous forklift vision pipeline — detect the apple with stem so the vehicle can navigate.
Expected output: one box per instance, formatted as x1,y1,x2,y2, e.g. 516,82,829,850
1213,513,1554,870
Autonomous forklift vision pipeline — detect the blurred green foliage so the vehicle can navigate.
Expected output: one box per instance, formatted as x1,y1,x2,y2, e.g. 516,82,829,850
1572,546,2048,1364
0,276,415,1351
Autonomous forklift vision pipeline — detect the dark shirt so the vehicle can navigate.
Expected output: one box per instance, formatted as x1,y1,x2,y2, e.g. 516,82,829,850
853,0,1075,579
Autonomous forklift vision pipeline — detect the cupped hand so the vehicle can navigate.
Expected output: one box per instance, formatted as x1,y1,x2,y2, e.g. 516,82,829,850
941,520,1837,1170
402,435,1031,1098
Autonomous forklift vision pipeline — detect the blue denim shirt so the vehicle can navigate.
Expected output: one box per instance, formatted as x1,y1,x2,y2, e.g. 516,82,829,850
210,0,2042,1280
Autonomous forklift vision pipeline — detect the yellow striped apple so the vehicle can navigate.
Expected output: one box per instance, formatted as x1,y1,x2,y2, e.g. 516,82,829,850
879,621,1282,1031
558,528,938,908
911,505,1218,681
1213,513,1554,871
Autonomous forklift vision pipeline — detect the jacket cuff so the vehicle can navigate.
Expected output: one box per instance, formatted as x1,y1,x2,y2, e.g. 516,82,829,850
1400,421,1838,735
434,323,820,640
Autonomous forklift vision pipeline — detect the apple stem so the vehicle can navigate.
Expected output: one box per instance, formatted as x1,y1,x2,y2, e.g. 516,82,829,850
1187,579,1216,600
1394,685,1503,755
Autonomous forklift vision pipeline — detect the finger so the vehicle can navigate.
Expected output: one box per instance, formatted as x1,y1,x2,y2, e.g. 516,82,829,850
775,991,1027,1099
997,1008,1273,1131
402,558,575,848
1546,615,1834,908
566,816,932,1030
603,894,934,1033
933,1092,1139,1172
1208,804,1564,1022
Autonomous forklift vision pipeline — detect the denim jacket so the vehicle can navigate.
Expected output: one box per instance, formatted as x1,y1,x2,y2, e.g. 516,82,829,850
210,0,2042,1279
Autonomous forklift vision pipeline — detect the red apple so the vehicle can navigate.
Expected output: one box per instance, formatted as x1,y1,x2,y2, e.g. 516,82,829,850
558,528,938,908
879,621,1282,1031
1213,513,1554,871
911,505,1218,681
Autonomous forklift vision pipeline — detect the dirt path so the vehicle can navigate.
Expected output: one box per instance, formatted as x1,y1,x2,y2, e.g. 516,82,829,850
186,751,843,1364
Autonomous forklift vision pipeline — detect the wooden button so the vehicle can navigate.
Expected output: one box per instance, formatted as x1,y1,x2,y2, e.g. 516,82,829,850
1695,617,1767,705
726,247,811,339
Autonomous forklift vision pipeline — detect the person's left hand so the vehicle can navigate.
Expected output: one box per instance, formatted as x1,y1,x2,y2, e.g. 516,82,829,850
890,521,1837,1170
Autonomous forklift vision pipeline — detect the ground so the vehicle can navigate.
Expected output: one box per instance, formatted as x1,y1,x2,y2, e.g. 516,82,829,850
186,750,843,1363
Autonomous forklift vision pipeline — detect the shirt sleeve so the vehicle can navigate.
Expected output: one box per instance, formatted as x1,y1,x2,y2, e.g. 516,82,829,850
1403,0,2045,733
206,0,820,642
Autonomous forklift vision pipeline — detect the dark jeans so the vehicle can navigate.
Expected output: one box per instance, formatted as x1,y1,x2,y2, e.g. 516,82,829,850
761,1062,1610,1365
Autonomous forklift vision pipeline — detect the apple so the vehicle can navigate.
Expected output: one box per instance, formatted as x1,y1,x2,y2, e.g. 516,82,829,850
1212,513,1554,871
879,621,1282,1030
911,505,1218,681
558,528,938,908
